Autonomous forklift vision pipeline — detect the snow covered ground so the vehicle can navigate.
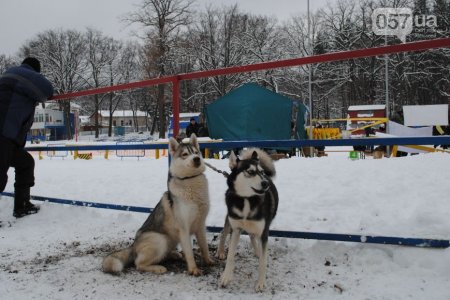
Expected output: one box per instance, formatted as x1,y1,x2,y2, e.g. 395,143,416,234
1,149,449,299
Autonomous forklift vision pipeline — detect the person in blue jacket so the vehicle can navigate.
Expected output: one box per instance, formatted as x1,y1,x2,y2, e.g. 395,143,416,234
0,57,54,218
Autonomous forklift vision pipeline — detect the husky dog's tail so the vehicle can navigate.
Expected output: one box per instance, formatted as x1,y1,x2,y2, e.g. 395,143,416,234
239,148,276,177
102,247,133,274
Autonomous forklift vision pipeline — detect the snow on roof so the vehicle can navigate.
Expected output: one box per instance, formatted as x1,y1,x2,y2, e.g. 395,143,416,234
170,112,200,118
98,110,148,117
348,105,386,111
34,107,63,114
44,101,81,111
79,116,90,124
70,103,81,109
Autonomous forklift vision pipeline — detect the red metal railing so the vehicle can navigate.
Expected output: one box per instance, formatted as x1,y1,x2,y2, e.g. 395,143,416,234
51,37,450,136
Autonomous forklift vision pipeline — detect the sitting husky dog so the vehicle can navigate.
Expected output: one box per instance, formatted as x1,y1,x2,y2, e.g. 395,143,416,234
218,148,278,292
102,134,214,276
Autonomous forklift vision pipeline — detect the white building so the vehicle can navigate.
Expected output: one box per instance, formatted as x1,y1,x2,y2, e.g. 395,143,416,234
89,110,150,128
29,108,66,141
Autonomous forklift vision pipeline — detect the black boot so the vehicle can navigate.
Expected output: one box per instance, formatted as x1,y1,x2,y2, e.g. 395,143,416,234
24,200,40,213
13,187,39,218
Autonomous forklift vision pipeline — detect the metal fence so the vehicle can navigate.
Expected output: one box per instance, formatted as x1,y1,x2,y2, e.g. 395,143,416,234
115,141,146,159
20,37,450,247
46,143,68,159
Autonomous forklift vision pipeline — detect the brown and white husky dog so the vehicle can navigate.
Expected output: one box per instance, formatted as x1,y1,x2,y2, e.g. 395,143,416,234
102,134,214,276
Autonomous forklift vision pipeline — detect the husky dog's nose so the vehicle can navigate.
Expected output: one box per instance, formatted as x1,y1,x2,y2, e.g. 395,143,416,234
193,156,201,166
261,180,269,190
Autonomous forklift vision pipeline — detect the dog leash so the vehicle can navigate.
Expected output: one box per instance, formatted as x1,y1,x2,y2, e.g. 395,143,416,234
204,162,229,178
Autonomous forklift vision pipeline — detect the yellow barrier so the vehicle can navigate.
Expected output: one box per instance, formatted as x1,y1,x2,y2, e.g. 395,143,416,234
314,117,388,122
310,118,389,139
334,120,387,139
392,145,398,157
312,128,341,139
76,153,93,160
392,144,450,157
73,149,93,160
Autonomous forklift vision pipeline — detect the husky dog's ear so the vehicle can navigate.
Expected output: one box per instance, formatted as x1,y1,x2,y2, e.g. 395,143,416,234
229,151,239,169
251,150,259,160
169,137,179,156
189,133,200,150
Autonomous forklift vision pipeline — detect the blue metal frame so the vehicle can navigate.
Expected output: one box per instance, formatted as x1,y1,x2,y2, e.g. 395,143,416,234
205,227,449,248
1,192,151,213
1,192,448,248
23,136,450,152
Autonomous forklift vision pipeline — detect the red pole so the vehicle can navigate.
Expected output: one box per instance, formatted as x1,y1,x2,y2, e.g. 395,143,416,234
180,37,450,80
172,78,180,138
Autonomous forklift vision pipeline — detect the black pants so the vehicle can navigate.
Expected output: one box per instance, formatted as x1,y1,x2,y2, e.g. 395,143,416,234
0,136,35,193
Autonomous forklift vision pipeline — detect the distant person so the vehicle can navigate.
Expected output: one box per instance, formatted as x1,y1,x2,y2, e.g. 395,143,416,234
0,57,54,218
198,122,209,138
374,124,387,152
364,126,375,152
314,122,325,155
364,126,375,137
196,122,213,158
186,118,199,137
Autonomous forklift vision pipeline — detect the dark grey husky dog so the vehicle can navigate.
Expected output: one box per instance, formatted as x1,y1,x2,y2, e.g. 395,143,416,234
102,134,213,276
218,148,278,292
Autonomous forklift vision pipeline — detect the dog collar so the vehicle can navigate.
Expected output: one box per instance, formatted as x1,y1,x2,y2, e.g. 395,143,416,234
169,172,203,181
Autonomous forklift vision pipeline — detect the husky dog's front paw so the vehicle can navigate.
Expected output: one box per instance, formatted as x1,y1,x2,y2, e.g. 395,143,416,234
219,272,232,288
188,267,202,276
204,256,215,266
254,280,266,292
152,265,168,274
216,251,226,260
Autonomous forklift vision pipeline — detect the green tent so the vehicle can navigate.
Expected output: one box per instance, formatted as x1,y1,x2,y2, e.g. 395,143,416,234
206,83,305,141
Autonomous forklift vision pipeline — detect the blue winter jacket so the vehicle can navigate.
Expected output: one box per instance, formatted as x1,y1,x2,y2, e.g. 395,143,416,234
0,64,54,146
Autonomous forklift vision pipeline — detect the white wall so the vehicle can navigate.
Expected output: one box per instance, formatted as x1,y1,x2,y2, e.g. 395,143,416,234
403,105,449,126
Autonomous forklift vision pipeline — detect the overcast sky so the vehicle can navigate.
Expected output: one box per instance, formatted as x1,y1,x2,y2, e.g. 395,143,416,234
0,0,329,57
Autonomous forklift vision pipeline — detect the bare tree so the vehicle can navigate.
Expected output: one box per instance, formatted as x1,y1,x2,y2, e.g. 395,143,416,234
21,29,87,140
0,55,17,73
282,9,325,117
85,28,122,137
126,0,194,138
118,41,148,133
189,5,249,96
